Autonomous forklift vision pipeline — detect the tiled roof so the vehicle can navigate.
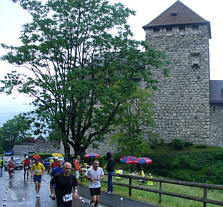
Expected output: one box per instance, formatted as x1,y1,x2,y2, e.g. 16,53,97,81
143,0,211,38
210,80,223,104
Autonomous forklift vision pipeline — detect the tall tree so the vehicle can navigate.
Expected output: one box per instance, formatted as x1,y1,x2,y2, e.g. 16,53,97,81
1,0,167,160
0,114,33,152
111,88,155,156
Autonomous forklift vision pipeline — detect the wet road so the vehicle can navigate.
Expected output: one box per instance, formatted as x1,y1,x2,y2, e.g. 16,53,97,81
0,168,89,207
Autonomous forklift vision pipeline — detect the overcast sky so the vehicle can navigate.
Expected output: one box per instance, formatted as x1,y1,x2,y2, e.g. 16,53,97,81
0,0,222,126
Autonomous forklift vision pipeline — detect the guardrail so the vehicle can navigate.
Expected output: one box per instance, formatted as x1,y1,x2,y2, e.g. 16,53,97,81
81,172,223,207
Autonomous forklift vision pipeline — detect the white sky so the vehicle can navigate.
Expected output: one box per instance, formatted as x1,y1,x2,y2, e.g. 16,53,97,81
0,0,222,125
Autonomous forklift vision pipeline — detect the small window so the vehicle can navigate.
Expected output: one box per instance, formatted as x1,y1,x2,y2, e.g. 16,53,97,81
192,64,200,69
179,26,185,35
171,12,177,16
193,25,199,34
153,28,160,36
166,27,172,36
190,51,200,56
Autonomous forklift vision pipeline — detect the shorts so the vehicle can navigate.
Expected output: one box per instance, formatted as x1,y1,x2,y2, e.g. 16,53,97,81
75,171,79,179
8,170,14,174
90,187,101,196
34,175,42,183
24,166,30,171
57,199,72,207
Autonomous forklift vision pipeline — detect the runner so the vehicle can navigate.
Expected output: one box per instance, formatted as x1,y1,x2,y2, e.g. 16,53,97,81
22,156,31,181
50,157,58,174
0,157,3,176
31,158,45,198
73,155,81,184
8,159,15,179
85,160,104,207
51,158,64,178
50,162,78,207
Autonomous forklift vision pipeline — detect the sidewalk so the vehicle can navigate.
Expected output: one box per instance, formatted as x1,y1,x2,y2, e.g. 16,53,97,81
78,185,158,207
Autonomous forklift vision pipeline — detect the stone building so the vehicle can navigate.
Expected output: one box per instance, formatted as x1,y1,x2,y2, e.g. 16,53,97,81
13,135,59,155
143,0,223,146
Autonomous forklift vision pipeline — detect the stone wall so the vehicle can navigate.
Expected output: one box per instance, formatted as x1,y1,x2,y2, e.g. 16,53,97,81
144,24,211,144
13,141,59,156
210,105,223,146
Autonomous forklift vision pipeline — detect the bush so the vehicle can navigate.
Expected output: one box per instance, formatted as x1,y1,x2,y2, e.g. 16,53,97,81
171,139,185,150
184,142,193,147
149,149,223,184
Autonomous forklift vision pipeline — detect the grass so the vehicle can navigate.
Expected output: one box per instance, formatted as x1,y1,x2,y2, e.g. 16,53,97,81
80,174,223,207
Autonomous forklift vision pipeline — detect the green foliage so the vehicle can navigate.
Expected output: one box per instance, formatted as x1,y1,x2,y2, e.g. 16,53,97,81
1,0,168,159
169,139,185,150
111,88,154,157
167,139,193,150
148,149,223,184
195,144,207,148
150,136,160,149
0,114,33,152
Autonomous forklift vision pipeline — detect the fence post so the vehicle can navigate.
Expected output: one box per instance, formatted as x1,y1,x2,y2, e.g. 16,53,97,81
158,181,162,204
129,177,132,196
203,187,207,207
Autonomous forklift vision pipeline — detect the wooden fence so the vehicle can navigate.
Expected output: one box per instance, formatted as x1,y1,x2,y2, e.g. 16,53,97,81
81,172,223,207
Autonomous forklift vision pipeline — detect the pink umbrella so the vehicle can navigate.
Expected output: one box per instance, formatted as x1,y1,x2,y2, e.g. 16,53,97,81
84,153,100,158
120,156,137,173
120,156,137,164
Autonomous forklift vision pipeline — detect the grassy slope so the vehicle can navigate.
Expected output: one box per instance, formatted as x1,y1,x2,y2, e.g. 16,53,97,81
88,144,223,207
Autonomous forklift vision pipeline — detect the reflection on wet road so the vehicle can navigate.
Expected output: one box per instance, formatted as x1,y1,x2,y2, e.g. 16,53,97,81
0,168,88,207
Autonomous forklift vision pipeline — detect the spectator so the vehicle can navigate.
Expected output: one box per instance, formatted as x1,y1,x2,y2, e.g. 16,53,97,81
74,155,81,184
106,152,115,194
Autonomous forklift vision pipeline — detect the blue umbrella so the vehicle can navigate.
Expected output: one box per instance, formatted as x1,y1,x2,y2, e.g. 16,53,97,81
120,156,137,164
133,157,152,165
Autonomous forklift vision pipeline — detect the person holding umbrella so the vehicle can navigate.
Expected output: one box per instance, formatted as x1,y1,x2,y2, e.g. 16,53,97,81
31,155,45,198
106,152,115,194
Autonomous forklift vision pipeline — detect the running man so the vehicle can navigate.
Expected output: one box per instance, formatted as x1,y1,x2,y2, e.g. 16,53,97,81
8,159,15,179
22,156,31,181
50,157,58,174
85,160,104,207
51,158,64,178
50,162,78,207
0,157,3,176
31,158,45,198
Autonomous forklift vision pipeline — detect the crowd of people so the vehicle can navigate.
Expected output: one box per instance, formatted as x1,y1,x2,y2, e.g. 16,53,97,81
0,152,152,207
0,153,109,207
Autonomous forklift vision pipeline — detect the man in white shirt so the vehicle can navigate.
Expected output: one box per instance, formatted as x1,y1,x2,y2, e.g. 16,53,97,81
85,160,104,207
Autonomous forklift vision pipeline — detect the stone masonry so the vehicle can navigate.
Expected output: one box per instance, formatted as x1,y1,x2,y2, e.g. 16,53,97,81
144,24,211,145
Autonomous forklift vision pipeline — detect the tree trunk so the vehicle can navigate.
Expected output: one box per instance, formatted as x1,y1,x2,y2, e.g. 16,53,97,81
63,141,71,162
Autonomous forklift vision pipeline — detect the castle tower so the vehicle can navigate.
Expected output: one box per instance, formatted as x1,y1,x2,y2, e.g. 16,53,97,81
143,1,211,144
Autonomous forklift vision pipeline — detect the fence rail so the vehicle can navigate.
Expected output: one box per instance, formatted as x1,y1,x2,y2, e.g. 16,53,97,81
81,172,223,207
